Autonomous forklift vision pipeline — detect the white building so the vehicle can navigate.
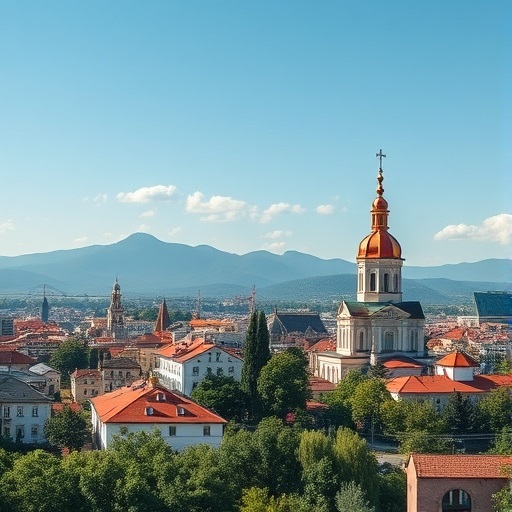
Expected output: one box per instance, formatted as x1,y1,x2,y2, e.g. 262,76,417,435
0,375,51,444
90,377,227,451
312,154,425,383
154,337,243,396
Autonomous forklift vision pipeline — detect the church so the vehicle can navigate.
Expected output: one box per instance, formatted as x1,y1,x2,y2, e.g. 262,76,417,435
311,152,425,383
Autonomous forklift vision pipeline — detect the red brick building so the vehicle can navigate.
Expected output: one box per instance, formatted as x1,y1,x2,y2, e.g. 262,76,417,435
407,453,511,511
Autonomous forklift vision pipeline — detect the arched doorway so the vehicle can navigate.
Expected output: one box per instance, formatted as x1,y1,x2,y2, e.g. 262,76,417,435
442,489,471,511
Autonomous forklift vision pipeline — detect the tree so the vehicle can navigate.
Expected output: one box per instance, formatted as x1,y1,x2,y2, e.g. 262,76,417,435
441,392,478,435
378,464,406,512
350,378,392,437
477,387,512,434
335,481,375,512
191,373,247,421
49,337,89,384
367,361,389,379
43,405,88,452
239,487,310,512
488,427,512,455
257,348,311,419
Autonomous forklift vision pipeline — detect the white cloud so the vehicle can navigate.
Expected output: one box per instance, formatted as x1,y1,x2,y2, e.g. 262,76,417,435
0,220,14,234
168,227,182,237
73,236,88,244
316,204,335,215
141,209,156,218
138,224,150,232
264,241,286,253
93,193,108,204
263,230,293,240
260,202,305,223
117,185,177,203
186,191,248,222
434,213,512,244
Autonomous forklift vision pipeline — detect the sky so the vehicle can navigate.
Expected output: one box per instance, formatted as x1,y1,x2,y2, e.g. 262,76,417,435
0,1,510,267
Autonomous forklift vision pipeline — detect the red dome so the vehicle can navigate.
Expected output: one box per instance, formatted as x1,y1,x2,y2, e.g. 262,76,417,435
372,196,388,210
357,230,402,259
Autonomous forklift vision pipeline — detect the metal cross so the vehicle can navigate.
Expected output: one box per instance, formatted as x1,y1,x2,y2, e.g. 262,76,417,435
376,149,386,168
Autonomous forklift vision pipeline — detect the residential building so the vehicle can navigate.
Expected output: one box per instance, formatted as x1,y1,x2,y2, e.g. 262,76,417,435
100,357,141,393
407,453,511,511
0,375,51,444
0,350,37,371
387,350,512,410
310,154,425,383
90,377,227,451
70,369,102,403
29,363,61,397
155,337,243,396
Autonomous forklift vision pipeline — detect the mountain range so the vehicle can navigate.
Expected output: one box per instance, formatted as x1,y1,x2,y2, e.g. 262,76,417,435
0,233,509,304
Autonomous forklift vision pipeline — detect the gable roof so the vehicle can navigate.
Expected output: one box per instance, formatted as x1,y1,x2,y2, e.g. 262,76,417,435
0,375,51,403
307,338,337,352
71,369,101,379
436,351,479,368
157,338,242,363
90,381,227,425
29,363,60,375
342,301,425,319
387,374,512,395
409,453,512,479
269,312,328,336
0,351,37,365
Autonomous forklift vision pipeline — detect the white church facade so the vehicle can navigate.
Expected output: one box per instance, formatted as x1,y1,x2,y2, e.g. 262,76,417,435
313,152,425,383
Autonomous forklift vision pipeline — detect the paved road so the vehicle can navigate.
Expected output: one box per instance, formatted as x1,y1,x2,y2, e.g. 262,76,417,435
374,451,407,467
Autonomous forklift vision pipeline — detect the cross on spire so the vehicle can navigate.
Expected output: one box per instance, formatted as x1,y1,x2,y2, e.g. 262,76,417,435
376,149,386,169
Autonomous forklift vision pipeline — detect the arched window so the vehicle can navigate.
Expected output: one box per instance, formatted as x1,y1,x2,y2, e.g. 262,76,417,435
383,273,389,292
409,331,417,351
394,273,399,292
384,331,394,351
370,272,376,292
358,272,363,291
442,489,471,511
359,331,364,351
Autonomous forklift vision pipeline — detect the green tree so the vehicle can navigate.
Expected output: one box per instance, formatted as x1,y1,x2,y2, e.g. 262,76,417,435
332,428,380,509
441,392,478,435
240,487,310,512
257,348,311,419
301,456,338,511
350,378,392,437
367,361,389,379
488,427,512,455
49,337,89,384
297,430,331,470
378,464,406,512
43,405,88,452
191,373,247,421
477,387,512,434
335,481,375,512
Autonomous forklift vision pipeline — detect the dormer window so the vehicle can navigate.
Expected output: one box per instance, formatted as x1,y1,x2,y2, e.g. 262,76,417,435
177,406,185,416
144,407,154,415
156,392,166,402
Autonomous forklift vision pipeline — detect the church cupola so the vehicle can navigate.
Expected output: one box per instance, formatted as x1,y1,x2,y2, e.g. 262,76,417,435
357,150,404,303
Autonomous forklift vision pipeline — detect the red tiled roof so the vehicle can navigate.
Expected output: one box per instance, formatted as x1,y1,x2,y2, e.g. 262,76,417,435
0,351,37,365
382,356,423,369
387,374,512,395
409,453,512,479
90,382,227,424
436,351,479,368
71,369,101,378
307,338,337,352
157,338,242,363
189,319,235,329
309,376,336,393
52,403,82,414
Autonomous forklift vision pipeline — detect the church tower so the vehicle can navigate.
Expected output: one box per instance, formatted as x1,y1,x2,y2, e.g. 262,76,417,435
106,278,127,339
357,150,403,303
155,298,171,332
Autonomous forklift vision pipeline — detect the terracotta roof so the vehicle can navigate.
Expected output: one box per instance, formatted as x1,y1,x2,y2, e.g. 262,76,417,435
387,374,512,395
189,319,235,329
436,351,479,368
157,338,242,363
90,382,227,424
52,403,81,414
409,453,512,479
71,369,101,378
382,355,424,369
0,350,37,365
309,376,336,393
307,338,337,352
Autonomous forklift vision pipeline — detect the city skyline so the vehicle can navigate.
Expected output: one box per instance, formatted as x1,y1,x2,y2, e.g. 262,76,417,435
0,1,510,266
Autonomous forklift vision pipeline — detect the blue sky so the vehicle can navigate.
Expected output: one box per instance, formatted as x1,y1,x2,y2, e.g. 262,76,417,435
0,1,510,266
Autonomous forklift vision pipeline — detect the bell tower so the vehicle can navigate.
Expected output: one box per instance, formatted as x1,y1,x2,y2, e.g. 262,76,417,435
356,150,403,303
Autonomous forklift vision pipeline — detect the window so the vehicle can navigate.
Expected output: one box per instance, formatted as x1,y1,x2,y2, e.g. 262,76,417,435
169,426,176,436
110,371,114,378
228,366,234,374
84,389,88,395
203,426,211,436
32,406,38,417
216,352,221,362
118,371,123,377
383,273,389,292
384,332,394,351
208,352,212,363
394,273,398,292
192,366,199,376
31,425,38,437
17,406,24,417
216,367,224,376
3,406,10,418
3,427,10,438
370,272,376,292
359,332,364,351
442,489,471,511
126,372,131,379
83,378,87,384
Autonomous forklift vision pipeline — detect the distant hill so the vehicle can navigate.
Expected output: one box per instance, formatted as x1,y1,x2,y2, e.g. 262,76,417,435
0,233,509,304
